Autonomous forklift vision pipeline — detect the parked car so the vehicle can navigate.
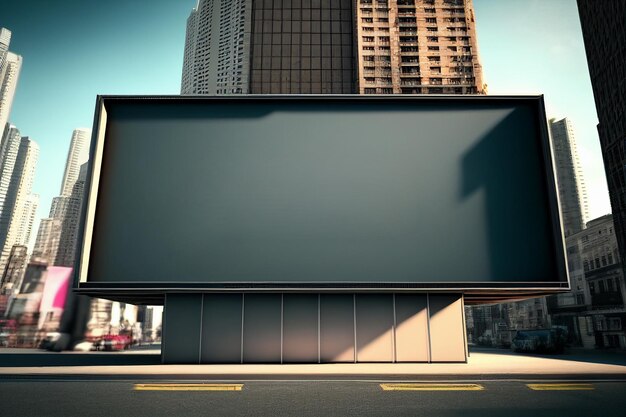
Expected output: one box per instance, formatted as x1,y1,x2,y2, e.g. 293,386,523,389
511,328,566,353
101,334,132,351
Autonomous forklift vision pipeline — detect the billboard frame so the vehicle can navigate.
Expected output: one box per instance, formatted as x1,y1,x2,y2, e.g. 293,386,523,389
73,95,569,304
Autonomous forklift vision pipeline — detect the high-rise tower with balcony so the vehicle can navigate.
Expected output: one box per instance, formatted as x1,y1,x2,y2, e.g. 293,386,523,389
182,0,485,95
355,0,485,94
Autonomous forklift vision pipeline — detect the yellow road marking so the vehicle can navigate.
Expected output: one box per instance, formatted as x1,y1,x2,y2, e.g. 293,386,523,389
380,383,484,391
134,383,243,391
526,384,594,391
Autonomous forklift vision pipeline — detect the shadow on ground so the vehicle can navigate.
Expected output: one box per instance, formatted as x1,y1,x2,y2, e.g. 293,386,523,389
470,346,626,367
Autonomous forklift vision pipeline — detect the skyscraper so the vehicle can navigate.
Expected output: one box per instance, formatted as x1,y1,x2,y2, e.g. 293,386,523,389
55,163,88,267
0,27,22,145
31,217,62,264
33,129,89,266
0,135,39,270
0,125,21,217
181,0,252,94
0,28,11,72
355,0,485,94
248,0,355,94
577,0,626,266
549,117,589,237
0,244,28,296
181,0,486,95
59,128,90,197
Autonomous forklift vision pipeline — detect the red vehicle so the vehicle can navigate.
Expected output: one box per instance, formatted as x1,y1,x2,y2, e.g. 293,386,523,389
101,334,132,351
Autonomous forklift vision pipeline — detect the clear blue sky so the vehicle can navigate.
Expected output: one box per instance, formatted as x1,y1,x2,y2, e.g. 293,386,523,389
0,0,611,239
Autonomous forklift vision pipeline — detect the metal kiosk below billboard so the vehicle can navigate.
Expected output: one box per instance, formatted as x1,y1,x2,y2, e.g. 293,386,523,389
75,95,568,364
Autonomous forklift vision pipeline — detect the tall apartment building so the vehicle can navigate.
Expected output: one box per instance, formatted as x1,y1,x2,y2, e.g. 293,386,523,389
0,125,21,217
33,130,89,266
187,1,505,94
0,244,28,296
0,135,39,271
59,128,90,197
0,28,22,145
55,163,88,267
31,218,62,264
0,28,11,77
577,0,626,271
549,117,589,237
181,0,252,94
355,0,485,94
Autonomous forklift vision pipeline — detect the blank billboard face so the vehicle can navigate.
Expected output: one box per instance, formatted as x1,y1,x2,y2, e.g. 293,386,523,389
78,96,567,290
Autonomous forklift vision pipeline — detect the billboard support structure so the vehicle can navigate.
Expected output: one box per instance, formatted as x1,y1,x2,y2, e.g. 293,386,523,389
74,95,568,363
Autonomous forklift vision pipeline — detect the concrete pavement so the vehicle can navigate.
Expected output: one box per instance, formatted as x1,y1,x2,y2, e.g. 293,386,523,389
1,347,625,379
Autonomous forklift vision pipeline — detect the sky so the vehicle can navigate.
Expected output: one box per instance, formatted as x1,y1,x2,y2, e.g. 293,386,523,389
0,0,612,243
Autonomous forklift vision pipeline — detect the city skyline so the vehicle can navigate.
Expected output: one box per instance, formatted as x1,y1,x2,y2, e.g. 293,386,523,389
0,0,611,235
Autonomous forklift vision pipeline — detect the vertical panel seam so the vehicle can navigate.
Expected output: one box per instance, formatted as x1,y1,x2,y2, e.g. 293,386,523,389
426,293,432,363
461,293,468,362
281,293,284,364
162,293,167,364
353,294,357,363
241,293,245,364
198,294,204,364
392,293,397,363
318,293,321,364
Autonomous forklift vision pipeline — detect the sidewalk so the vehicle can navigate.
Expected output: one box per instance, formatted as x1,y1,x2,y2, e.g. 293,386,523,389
1,347,625,379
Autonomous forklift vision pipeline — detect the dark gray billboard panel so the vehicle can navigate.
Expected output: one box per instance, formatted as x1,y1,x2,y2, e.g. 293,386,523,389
76,96,567,301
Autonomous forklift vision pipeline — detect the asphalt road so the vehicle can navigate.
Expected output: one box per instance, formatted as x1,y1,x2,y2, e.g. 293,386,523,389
1,378,626,417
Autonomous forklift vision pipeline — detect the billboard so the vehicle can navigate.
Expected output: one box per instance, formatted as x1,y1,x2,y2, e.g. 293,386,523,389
76,96,567,301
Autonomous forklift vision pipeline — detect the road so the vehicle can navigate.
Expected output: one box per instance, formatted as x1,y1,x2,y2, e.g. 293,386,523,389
1,377,626,417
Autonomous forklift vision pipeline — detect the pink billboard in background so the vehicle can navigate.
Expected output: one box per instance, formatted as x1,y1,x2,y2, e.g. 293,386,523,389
39,267,73,318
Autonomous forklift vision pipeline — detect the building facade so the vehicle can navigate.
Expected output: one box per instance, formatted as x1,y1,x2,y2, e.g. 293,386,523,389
59,129,90,197
549,117,588,237
0,244,28,296
181,0,252,94
31,218,63,264
0,28,21,144
579,215,626,348
33,128,90,266
183,0,485,95
577,0,626,274
355,0,485,94
0,136,39,271
248,0,355,94
55,163,88,267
